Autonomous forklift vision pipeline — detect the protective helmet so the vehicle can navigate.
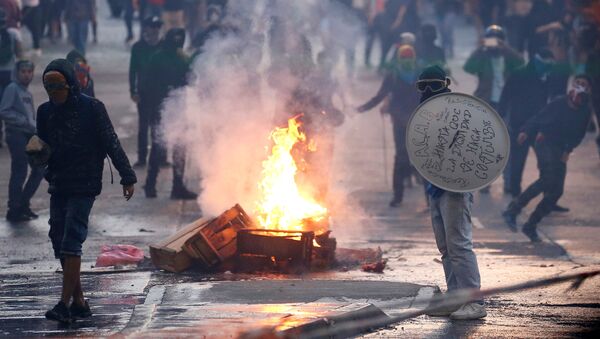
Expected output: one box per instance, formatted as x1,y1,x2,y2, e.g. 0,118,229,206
484,25,506,41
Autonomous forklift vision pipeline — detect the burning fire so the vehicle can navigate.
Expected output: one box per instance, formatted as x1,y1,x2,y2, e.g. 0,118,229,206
255,116,328,233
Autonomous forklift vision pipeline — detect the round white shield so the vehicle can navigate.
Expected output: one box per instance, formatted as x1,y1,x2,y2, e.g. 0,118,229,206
406,92,510,192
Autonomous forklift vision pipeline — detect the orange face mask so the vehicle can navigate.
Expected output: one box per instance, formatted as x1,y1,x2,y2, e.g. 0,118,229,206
43,71,70,104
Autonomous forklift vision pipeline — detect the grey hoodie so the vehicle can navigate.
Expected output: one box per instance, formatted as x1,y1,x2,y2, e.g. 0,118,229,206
0,73,35,134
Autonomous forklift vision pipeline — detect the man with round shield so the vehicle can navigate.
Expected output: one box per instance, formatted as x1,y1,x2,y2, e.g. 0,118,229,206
411,65,489,320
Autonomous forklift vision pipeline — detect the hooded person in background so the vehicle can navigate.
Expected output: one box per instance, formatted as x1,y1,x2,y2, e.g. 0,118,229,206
0,60,44,222
130,16,163,167
416,23,446,70
502,75,593,242
142,28,197,200
499,48,554,197
66,49,95,97
417,65,486,320
358,45,420,207
34,58,136,323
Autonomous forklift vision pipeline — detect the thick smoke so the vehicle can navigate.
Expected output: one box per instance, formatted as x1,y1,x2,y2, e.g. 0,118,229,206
161,0,368,236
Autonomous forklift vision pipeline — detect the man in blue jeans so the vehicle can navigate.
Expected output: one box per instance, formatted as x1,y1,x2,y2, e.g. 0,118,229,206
0,60,44,222
64,0,96,55
416,65,486,320
33,59,137,323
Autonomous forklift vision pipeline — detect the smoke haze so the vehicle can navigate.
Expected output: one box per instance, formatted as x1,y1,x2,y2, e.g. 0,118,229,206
161,0,371,237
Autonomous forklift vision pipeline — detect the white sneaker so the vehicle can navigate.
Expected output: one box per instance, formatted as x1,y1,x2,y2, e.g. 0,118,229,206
425,303,460,317
449,302,487,320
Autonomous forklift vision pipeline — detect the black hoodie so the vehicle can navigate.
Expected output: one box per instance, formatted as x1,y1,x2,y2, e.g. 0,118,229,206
139,29,190,119
36,59,137,196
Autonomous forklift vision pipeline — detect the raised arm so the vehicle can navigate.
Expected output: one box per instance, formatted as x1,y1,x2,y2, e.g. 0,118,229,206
357,75,393,112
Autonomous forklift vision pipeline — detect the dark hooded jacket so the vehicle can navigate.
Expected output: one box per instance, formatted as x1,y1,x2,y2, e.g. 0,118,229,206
139,29,190,121
36,59,137,196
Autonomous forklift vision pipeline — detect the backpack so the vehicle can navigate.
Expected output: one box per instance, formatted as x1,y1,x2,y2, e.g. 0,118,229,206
0,30,14,66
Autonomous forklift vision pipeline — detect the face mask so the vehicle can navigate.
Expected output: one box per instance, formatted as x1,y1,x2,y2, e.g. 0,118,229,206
43,71,69,105
568,84,590,107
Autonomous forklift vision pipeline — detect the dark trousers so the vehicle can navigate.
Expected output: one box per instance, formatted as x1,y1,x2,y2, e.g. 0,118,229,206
392,120,411,201
123,0,134,40
6,130,44,212
137,101,151,163
145,121,186,190
503,129,530,196
508,142,566,227
67,20,89,55
23,6,43,49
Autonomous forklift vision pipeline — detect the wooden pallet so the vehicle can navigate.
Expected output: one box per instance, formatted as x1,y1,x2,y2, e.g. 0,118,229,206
149,217,211,273
182,204,254,269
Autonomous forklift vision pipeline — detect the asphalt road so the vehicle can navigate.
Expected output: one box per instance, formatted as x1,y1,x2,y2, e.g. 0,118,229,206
0,2,599,338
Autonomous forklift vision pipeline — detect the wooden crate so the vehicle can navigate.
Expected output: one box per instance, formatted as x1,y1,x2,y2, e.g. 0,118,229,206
149,217,211,273
183,204,253,269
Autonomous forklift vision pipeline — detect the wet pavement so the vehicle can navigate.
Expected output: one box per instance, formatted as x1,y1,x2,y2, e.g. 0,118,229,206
1,1,600,338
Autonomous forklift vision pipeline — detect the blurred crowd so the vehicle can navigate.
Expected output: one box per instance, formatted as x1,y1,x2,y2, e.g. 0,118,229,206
0,0,599,230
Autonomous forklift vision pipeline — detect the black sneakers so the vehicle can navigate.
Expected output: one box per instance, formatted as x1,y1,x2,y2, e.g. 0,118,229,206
45,301,72,324
144,185,157,198
70,300,92,319
552,204,570,213
22,207,39,219
171,187,198,200
502,210,518,232
522,223,542,243
5,210,32,223
389,198,402,208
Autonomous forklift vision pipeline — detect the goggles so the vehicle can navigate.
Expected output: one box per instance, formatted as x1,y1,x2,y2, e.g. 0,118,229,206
416,79,447,92
43,83,69,91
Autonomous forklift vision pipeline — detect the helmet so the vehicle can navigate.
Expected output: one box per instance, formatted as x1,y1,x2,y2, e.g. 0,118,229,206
484,25,506,40
485,25,506,41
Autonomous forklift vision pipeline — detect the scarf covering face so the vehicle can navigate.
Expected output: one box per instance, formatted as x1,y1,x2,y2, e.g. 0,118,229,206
43,71,69,104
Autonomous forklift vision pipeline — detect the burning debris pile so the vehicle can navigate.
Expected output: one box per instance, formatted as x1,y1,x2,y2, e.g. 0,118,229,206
150,117,373,274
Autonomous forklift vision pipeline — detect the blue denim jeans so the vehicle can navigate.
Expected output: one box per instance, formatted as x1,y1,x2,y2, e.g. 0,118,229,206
49,195,95,258
5,129,44,212
430,192,482,294
67,20,89,55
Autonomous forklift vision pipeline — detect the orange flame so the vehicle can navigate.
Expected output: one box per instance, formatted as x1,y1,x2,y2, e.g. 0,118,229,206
255,116,328,233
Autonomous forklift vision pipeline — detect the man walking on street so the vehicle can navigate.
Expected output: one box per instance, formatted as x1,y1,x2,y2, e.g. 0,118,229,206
33,58,137,323
130,16,162,167
502,75,593,242
64,0,96,55
142,28,196,199
499,49,553,197
464,25,523,193
418,65,486,320
0,60,43,222
0,7,23,148
358,45,420,207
